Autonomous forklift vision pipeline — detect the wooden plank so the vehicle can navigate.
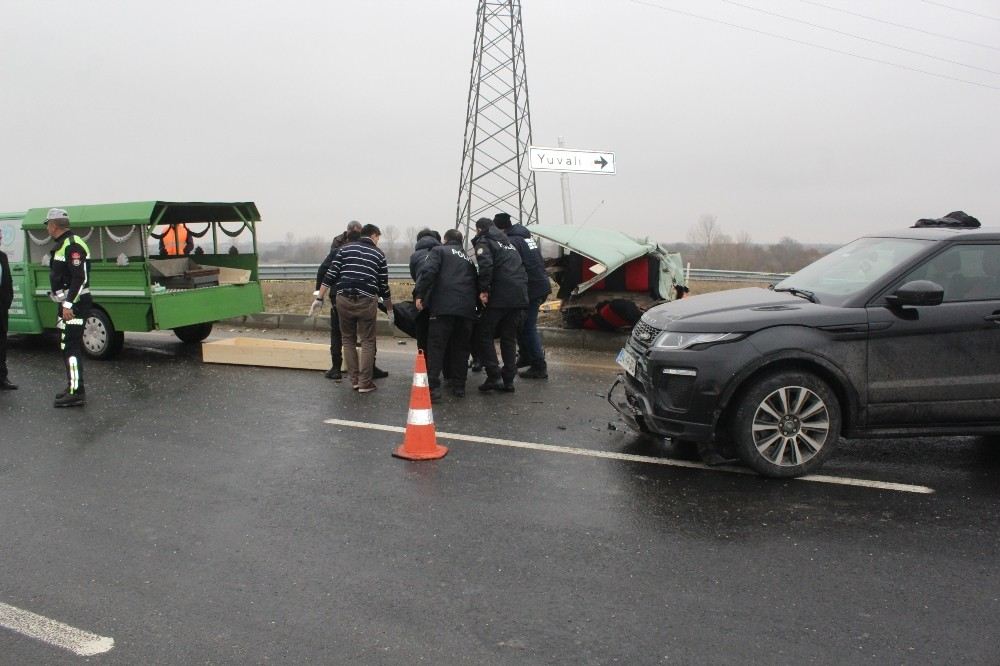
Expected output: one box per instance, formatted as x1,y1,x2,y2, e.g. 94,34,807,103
202,337,328,370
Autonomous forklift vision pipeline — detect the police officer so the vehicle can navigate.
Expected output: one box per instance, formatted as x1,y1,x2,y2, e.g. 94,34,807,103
413,228,478,399
408,228,441,352
494,212,551,379
472,217,528,392
45,208,91,407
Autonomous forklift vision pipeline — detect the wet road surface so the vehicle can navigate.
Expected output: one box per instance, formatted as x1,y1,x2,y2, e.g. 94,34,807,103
1,329,998,664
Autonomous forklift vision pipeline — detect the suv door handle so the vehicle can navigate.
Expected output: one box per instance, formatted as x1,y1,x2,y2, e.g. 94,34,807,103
986,313,1000,322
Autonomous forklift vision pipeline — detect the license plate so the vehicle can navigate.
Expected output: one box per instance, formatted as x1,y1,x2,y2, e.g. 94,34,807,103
616,348,637,376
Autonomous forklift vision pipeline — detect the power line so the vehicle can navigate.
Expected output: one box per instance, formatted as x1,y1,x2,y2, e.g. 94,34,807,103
794,0,1000,52
920,0,1000,22
718,0,1000,76
624,0,1000,92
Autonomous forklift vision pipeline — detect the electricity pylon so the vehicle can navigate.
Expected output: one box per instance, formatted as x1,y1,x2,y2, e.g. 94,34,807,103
456,0,539,239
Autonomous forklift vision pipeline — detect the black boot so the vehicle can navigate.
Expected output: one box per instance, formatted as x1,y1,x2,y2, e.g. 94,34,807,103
0,378,17,390
478,377,503,392
520,362,548,379
55,389,86,408
324,367,343,380
372,366,389,379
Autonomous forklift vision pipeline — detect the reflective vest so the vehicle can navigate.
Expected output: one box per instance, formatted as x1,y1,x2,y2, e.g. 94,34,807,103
162,225,190,255
51,232,91,302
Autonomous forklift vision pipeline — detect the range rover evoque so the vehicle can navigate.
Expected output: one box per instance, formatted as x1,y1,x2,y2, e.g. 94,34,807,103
609,214,1000,477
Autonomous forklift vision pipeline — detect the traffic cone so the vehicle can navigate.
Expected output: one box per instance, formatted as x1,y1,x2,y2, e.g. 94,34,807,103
393,350,448,461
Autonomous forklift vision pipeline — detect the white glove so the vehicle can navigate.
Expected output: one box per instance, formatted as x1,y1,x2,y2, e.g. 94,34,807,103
387,311,395,326
308,298,323,317
312,290,321,299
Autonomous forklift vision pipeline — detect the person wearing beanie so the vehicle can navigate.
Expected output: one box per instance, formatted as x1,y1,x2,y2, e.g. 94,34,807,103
408,228,441,353
493,212,551,379
472,216,528,392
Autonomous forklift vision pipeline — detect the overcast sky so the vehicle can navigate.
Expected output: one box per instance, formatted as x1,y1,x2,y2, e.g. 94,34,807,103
2,0,998,246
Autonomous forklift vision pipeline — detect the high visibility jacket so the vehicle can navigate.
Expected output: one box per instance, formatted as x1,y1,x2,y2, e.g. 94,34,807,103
161,225,192,255
50,231,91,304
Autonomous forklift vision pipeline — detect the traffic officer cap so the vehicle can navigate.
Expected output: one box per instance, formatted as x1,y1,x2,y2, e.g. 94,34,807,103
45,208,70,223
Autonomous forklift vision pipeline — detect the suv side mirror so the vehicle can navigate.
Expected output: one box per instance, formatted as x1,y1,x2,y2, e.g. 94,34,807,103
886,280,944,308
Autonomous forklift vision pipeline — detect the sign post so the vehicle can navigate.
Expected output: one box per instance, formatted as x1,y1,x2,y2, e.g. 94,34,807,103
528,146,616,175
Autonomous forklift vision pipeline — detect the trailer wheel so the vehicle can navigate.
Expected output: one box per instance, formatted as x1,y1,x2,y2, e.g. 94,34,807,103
174,322,213,344
83,308,125,360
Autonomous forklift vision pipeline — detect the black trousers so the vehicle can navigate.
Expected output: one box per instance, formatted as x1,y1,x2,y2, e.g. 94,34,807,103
0,307,8,381
60,297,91,395
426,315,474,388
476,307,520,383
415,310,431,353
328,305,342,368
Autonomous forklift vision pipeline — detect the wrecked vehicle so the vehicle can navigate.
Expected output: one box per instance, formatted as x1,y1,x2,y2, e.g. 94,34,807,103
528,225,688,330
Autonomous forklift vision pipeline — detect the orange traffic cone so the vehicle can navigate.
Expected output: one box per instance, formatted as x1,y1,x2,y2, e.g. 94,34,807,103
393,351,448,461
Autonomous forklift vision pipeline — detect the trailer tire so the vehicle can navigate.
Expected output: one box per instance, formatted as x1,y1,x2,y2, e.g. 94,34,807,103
83,308,125,360
174,322,213,344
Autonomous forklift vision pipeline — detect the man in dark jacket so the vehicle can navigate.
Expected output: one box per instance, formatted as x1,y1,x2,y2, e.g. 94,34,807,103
413,229,477,399
408,228,441,352
472,217,528,392
494,212,551,379
0,246,16,390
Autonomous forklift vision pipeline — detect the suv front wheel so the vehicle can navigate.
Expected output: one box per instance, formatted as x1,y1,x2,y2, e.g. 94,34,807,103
731,371,841,478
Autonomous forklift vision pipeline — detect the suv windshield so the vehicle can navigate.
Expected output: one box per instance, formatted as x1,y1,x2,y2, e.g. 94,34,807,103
774,237,931,306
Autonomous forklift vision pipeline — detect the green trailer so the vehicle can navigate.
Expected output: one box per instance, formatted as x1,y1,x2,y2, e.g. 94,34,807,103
0,201,265,359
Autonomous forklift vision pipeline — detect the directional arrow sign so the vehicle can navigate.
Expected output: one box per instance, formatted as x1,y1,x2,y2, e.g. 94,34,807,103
528,146,616,175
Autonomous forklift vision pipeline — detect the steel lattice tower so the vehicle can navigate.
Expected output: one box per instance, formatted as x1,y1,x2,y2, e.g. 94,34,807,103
456,0,539,239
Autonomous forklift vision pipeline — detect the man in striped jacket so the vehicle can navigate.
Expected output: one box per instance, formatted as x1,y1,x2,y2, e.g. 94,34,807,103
315,224,392,393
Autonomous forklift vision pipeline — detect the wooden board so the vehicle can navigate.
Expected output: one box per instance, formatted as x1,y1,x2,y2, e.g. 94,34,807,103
202,337,328,370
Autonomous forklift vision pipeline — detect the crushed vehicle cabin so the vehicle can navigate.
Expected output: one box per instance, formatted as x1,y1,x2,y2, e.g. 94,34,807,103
528,224,688,331
0,201,265,359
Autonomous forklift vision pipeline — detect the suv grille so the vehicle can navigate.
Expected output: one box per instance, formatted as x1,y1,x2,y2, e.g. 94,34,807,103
631,320,662,349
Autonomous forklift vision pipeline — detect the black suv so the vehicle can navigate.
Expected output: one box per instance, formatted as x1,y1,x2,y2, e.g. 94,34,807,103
610,220,1000,477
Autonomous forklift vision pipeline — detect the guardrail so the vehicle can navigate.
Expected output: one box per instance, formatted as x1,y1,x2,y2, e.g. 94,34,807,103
257,264,789,284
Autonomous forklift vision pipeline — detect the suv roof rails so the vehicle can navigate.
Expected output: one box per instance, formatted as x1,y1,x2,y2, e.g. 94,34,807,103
912,210,981,229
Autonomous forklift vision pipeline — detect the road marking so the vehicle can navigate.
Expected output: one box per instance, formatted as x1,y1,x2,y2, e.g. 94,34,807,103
0,602,114,656
324,418,935,494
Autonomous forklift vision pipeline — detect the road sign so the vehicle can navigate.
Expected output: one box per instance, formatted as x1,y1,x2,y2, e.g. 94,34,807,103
528,146,616,175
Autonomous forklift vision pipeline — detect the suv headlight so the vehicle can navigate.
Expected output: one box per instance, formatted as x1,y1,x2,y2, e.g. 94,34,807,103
654,332,742,350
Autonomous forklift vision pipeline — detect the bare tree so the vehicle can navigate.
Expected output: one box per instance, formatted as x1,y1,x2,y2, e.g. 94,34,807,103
383,224,400,248
687,214,729,266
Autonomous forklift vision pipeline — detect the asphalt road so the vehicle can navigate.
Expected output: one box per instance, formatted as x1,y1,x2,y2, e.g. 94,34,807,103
1,328,998,664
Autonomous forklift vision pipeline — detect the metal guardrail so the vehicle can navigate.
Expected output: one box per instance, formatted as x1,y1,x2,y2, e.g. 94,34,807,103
258,264,790,284
688,268,789,283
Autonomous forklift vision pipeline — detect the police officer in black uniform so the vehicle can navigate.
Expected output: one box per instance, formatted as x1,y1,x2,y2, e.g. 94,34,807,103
472,217,528,392
493,212,551,379
45,208,91,407
413,228,478,399
408,228,441,352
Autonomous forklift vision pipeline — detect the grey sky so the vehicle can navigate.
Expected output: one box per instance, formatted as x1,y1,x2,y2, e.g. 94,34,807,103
2,0,998,245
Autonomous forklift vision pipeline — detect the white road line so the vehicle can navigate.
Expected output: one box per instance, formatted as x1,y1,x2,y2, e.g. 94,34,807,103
0,602,114,656
324,418,935,494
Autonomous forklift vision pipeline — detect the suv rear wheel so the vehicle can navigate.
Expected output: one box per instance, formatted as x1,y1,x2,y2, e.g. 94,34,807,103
732,371,841,478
